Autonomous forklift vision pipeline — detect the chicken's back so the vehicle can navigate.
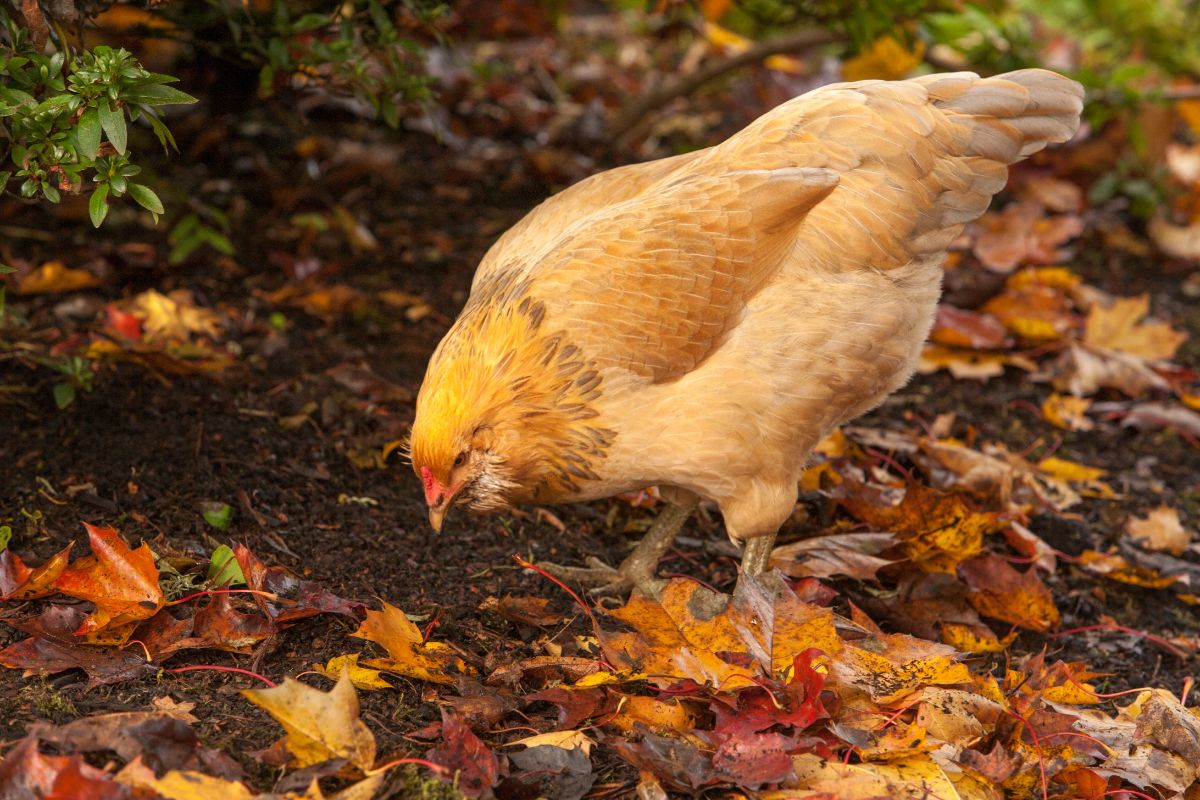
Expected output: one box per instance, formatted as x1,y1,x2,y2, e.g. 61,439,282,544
592,71,1082,540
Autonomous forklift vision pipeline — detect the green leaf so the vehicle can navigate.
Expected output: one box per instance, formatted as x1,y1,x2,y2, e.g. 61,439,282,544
88,183,110,228
201,502,234,532
122,83,198,106
98,100,127,154
128,183,164,216
0,526,11,552
52,381,75,409
144,112,178,152
42,184,61,203
207,544,246,587
76,107,102,159
0,263,15,273
0,171,9,193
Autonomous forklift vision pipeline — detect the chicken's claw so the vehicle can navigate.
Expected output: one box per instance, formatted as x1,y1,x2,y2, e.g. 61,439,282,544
538,556,665,599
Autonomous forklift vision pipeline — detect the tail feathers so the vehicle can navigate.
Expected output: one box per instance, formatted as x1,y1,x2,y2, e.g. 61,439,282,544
918,68,1084,161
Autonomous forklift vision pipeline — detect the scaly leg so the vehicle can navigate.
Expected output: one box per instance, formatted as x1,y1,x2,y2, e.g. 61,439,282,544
539,501,697,598
740,533,777,575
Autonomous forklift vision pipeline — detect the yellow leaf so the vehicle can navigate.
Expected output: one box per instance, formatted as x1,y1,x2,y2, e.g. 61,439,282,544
131,289,223,341
1036,456,1107,483
352,601,473,685
602,575,841,689
609,694,698,735
1042,393,1094,431
702,22,804,73
941,622,1015,654
315,654,393,691
841,35,925,81
117,763,255,800
1083,294,1187,361
241,669,376,772
508,729,595,755
1127,505,1193,556
1079,549,1179,589
1006,266,1082,290
14,260,101,295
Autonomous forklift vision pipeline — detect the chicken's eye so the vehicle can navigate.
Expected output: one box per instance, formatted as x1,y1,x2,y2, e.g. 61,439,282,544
453,451,467,467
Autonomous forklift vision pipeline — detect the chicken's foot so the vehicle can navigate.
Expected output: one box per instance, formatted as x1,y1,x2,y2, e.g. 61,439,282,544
539,501,696,598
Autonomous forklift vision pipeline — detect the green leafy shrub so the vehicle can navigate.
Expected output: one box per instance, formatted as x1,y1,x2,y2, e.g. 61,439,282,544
0,6,196,227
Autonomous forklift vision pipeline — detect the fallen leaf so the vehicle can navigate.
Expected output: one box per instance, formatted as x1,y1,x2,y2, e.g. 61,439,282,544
1042,393,1094,431
314,654,392,691
929,305,1011,349
769,532,895,580
0,736,71,799
241,669,376,772
1083,294,1186,361
837,480,1005,573
30,706,241,780
508,729,595,755
14,261,102,294
52,523,164,640
352,600,472,685
918,344,1030,381
479,594,565,627
427,709,500,798
980,282,1077,341
192,591,274,653
973,202,1083,273
958,553,1061,632
1053,341,1172,397
233,544,364,624
116,759,255,800
0,543,73,600
130,289,223,341
1127,506,1192,556
602,575,842,689
1121,401,1200,438
1150,213,1200,261
1023,176,1084,213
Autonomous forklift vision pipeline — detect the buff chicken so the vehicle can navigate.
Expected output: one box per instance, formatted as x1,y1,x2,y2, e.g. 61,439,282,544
408,69,1083,596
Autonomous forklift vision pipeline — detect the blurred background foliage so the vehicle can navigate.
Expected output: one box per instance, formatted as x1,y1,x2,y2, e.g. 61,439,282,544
3,0,1199,223
3,0,1200,405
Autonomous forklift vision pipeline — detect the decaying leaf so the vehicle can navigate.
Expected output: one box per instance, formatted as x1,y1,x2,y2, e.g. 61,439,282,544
427,709,500,798
769,532,896,580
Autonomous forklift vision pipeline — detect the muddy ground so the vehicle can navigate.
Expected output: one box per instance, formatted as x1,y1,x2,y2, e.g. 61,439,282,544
1,84,1199,796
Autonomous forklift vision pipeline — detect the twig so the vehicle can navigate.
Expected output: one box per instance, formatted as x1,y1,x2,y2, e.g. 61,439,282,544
608,27,842,146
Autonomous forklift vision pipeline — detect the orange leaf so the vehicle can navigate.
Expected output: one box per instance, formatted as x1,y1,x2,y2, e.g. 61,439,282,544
52,523,164,640
353,601,473,685
0,543,72,600
14,261,101,295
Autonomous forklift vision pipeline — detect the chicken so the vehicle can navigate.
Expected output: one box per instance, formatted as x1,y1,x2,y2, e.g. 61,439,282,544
409,69,1083,596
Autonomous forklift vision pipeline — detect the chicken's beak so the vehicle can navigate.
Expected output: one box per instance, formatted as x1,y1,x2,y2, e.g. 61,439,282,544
428,503,448,533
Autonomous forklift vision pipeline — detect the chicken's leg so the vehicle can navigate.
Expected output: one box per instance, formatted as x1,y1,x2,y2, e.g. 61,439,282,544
540,501,697,598
740,534,776,575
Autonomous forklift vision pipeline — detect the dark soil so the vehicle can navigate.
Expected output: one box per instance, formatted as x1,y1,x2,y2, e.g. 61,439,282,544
1,89,1198,797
